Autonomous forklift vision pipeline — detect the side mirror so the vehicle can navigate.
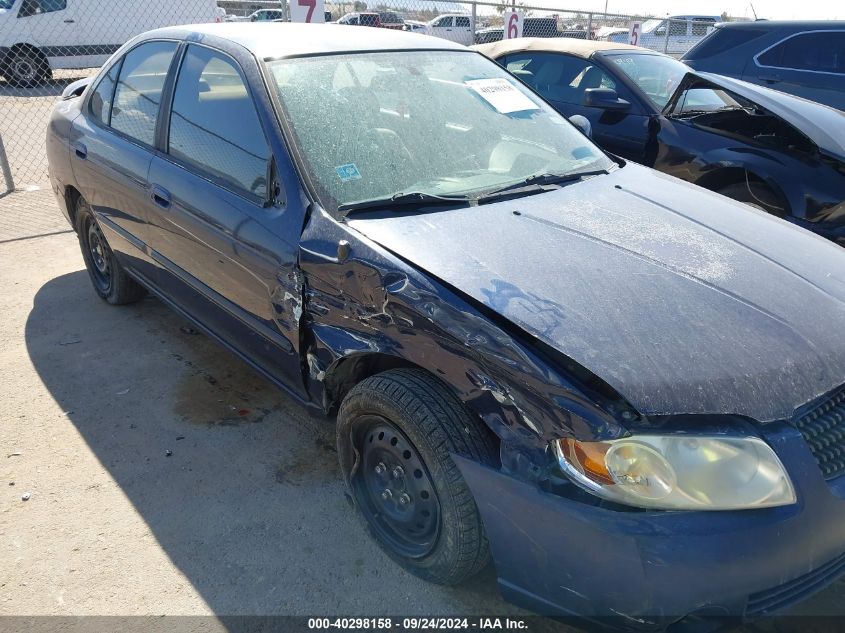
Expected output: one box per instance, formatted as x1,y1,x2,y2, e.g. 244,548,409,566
582,87,631,111
568,115,592,138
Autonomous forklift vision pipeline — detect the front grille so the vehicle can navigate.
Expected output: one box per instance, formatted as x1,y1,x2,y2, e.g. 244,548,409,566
746,551,845,616
792,386,845,480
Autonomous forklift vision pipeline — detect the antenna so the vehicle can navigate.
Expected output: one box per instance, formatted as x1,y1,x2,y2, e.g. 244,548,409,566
749,2,758,19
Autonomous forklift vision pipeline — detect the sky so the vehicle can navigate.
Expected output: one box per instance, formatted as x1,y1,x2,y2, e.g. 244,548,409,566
577,0,841,20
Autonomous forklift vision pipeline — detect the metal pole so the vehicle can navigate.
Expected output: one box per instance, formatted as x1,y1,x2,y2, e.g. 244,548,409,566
470,1,476,37
0,134,14,195
663,18,670,53
586,11,592,39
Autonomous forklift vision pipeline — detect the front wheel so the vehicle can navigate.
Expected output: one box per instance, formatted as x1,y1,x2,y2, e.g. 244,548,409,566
337,368,497,585
75,196,146,305
717,181,785,216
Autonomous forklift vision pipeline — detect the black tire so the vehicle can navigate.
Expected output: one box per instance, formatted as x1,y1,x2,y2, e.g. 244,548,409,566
6,48,47,87
717,181,785,216
337,368,497,585
75,196,146,305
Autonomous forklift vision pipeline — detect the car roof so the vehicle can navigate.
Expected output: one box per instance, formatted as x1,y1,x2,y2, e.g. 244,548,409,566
473,37,643,59
716,20,845,30
140,23,468,59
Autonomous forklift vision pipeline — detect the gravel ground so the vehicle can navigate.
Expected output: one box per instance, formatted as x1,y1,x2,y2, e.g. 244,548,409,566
0,191,843,631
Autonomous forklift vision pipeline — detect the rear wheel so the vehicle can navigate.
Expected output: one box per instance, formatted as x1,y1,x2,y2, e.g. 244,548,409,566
6,48,48,87
717,181,785,216
75,196,146,305
337,368,497,585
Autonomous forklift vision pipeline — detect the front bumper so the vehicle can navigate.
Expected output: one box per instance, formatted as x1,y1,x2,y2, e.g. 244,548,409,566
456,423,845,629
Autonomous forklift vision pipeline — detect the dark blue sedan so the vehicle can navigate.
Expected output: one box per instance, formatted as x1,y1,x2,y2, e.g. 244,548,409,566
476,38,845,245
682,21,845,112
46,23,845,628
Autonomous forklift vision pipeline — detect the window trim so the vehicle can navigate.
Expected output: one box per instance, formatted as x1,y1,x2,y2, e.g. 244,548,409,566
84,38,182,152
753,29,845,76
160,41,274,207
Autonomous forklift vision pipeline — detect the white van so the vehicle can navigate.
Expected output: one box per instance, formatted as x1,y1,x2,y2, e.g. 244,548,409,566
425,14,473,46
0,0,218,85
604,15,722,57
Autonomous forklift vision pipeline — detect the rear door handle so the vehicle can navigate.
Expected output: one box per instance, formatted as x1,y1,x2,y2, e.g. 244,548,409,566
150,184,171,208
63,18,75,23
759,75,781,84
72,142,87,159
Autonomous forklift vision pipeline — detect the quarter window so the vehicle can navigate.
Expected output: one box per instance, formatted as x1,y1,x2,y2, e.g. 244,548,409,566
502,53,616,105
89,62,120,125
758,32,845,74
168,45,270,200
110,41,177,146
18,0,66,18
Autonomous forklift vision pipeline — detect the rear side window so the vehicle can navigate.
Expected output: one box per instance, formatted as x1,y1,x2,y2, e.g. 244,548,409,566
684,27,767,60
89,62,120,125
168,45,270,201
501,52,616,105
110,41,177,146
18,0,66,18
758,31,845,74
455,16,470,27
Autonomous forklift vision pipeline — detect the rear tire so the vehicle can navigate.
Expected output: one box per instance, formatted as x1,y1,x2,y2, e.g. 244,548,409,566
717,181,785,216
337,368,497,585
75,196,146,305
6,48,48,87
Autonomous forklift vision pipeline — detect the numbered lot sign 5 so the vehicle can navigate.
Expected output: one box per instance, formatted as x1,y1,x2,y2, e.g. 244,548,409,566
628,21,642,46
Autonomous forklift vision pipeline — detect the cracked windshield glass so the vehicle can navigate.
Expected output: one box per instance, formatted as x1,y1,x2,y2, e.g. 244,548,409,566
267,50,613,211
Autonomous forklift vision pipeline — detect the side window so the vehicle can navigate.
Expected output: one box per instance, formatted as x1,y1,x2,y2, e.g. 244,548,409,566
18,0,66,18
758,32,845,74
434,16,452,27
669,20,688,37
456,16,470,28
168,45,270,201
89,62,121,125
110,41,177,146
503,53,614,105
691,20,714,37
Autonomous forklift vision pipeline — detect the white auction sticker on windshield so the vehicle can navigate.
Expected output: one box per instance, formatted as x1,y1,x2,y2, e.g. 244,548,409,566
466,78,540,114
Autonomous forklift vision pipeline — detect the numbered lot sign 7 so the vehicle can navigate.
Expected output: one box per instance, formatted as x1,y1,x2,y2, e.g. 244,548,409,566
291,0,325,23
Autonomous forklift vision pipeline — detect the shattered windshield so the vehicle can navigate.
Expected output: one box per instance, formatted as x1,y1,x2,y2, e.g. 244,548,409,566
267,50,611,212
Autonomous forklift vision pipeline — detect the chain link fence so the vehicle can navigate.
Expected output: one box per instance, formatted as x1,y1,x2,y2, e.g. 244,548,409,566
0,0,725,192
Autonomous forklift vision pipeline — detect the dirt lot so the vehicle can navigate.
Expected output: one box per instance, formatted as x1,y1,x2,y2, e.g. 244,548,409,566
1,190,843,629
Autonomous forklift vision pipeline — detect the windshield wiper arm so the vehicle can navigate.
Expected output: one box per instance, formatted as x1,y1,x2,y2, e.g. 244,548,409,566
476,169,609,203
338,191,470,214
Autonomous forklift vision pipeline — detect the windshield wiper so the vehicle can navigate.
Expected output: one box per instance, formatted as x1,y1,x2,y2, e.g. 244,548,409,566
475,169,609,203
338,191,470,214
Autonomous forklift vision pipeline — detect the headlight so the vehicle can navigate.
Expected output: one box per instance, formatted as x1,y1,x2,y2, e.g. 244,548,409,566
553,435,796,510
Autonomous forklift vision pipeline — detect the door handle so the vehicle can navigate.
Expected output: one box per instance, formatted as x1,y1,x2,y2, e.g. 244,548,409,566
150,184,171,208
72,142,87,159
759,75,781,84
63,18,75,23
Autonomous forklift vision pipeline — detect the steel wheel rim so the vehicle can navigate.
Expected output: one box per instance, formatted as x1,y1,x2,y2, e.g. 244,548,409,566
12,58,36,81
86,219,111,292
351,415,441,558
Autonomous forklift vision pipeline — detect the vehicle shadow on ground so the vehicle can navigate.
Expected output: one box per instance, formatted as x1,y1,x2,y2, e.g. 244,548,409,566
24,270,574,629
0,76,81,98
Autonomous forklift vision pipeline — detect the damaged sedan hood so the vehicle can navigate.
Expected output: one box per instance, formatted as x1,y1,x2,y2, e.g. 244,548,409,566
674,71,845,161
348,164,845,422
